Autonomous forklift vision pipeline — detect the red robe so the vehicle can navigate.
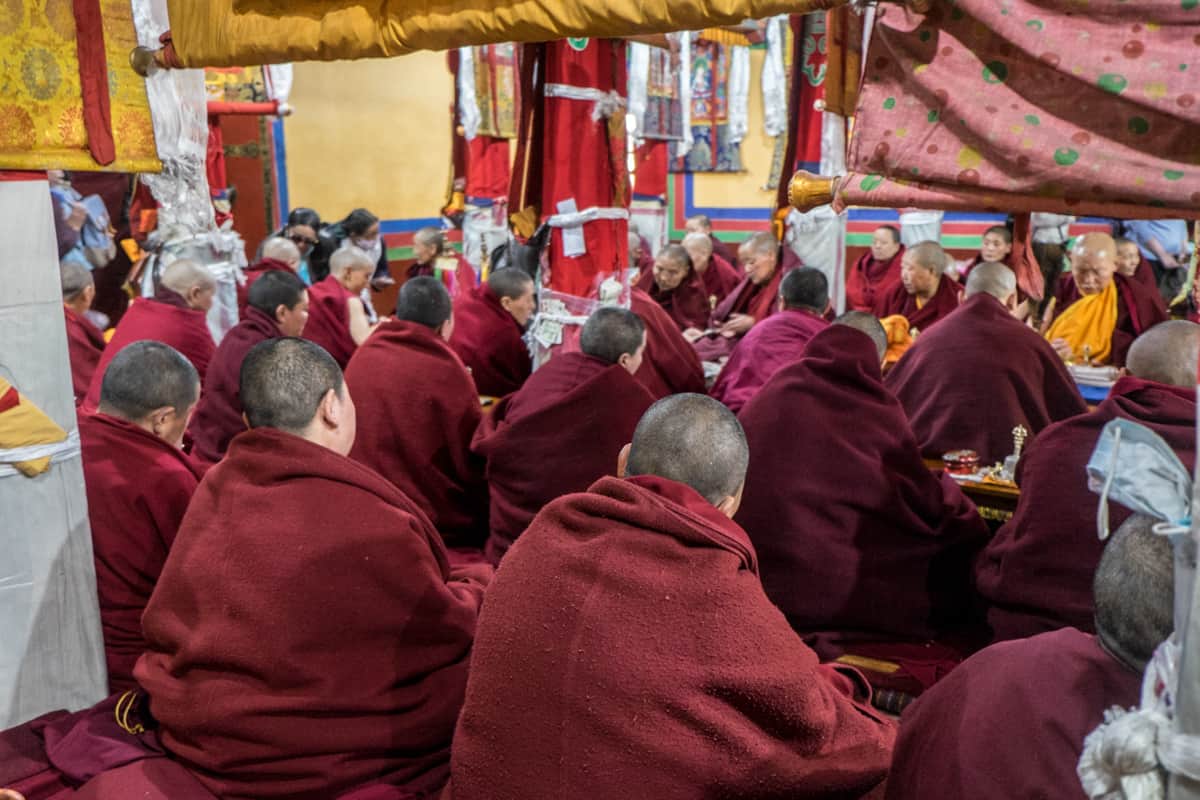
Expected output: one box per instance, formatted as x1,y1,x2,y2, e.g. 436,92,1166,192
975,376,1196,641
136,427,491,800
83,292,215,412
235,257,293,316
871,274,962,333
630,288,707,399
736,326,990,660
709,233,736,265
186,306,281,465
347,320,488,550
448,475,895,800
634,263,710,330
63,305,105,406
302,275,360,368
884,628,1139,800
693,266,786,362
886,294,1087,464
448,284,531,398
471,352,655,563
79,412,201,694
406,254,478,301
697,252,742,305
846,246,905,312
1053,273,1168,366
710,308,829,414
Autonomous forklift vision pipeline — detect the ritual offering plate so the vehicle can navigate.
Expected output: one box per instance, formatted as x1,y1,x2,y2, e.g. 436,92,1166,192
942,450,980,475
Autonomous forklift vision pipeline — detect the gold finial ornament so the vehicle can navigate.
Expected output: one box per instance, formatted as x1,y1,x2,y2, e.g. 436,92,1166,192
787,171,836,213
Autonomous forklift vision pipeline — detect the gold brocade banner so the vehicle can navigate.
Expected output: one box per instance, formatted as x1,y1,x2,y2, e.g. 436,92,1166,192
0,0,159,172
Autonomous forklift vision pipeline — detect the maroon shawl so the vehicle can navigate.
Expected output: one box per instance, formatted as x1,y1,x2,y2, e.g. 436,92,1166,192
630,288,706,399
1128,254,1164,305
1053,272,1168,366
871,274,962,333
471,352,655,563
79,413,201,694
846,246,905,312
302,275,359,368
235,257,293,315
736,325,990,649
347,320,488,549
886,294,1087,464
975,376,1196,641
885,628,1139,800
709,233,736,265
710,308,829,414
697,252,742,305
83,295,215,412
448,284,531,398
187,306,280,465
448,475,894,800
136,428,490,800
694,267,786,362
634,264,710,331
64,305,105,406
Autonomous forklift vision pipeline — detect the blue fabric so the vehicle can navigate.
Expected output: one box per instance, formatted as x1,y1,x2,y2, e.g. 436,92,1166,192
1122,219,1189,262
1077,383,1110,404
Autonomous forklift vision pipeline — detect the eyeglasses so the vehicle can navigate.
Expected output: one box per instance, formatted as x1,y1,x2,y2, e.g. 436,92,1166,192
288,234,319,247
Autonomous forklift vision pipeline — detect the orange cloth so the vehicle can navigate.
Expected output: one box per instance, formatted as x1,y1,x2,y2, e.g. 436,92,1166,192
880,314,914,366
0,378,68,477
1045,280,1118,364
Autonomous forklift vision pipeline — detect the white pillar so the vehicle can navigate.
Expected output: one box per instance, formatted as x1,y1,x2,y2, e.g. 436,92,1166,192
0,175,107,725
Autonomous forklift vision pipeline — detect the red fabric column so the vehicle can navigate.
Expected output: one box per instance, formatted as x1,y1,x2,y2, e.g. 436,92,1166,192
73,0,116,165
634,140,669,200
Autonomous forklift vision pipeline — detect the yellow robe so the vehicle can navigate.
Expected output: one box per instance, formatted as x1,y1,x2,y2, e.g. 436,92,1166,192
1044,280,1118,364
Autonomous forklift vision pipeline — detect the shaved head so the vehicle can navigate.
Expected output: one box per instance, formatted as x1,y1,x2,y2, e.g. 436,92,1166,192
625,394,749,505
741,231,778,257
581,307,645,365
330,246,375,276
834,311,888,362
261,236,301,267
780,267,828,312
240,337,344,434
1126,321,1200,387
396,276,452,329
1073,232,1117,263
60,260,94,301
99,341,199,420
682,232,714,257
965,261,1017,301
487,266,534,300
908,241,948,276
161,259,215,294
1093,514,1173,671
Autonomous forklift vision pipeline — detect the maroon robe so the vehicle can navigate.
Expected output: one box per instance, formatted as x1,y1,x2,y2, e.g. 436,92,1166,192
448,284,531,398
634,265,710,331
79,412,201,694
471,352,655,563
871,273,962,333
1124,254,1163,305
63,305,105,406
347,320,488,550
136,427,491,800
629,288,707,399
710,308,829,413
302,275,360,368
845,246,905,312
693,266,786,362
886,293,1087,464
1052,272,1168,366
186,306,281,465
885,628,1139,800
709,233,736,265
448,474,895,800
736,326,990,658
83,292,215,412
235,257,293,315
975,376,1195,641
697,252,742,305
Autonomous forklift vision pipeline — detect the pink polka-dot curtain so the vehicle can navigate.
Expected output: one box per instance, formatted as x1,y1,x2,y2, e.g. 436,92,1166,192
841,0,1200,218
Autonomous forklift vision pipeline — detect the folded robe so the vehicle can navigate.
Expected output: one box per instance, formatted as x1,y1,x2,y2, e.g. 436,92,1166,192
63,306,105,407
186,306,280,465
235,257,292,316
630,288,707,398
302,275,360,368
1051,273,1168,367
347,320,488,550
698,251,742,306
886,293,1087,464
884,628,1139,800
693,266,785,362
135,428,490,800
448,284,531,398
710,307,829,414
448,474,895,799
975,376,1196,641
871,273,962,334
83,293,215,412
79,413,201,695
471,352,655,563
736,325,990,649
634,263,710,331
846,246,905,312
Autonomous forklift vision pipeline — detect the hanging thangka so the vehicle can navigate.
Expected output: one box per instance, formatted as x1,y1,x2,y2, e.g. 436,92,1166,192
641,42,684,141
463,43,519,140
672,37,750,173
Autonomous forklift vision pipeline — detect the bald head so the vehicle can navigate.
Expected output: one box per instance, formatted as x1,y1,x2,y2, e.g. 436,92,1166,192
261,236,301,268
1093,514,1173,671
330,246,375,276
682,232,714,258
1071,232,1118,295
779,267,828,313
60,260,94,302
240,337,345,435
1126,321,1200,387
907,241,947,276
581,306,646,365
624,394,749,506
964,261,1017,302
99,341,199,423
396,276,452,330
161,259,216,312
834,311,888,362
487,266,534,300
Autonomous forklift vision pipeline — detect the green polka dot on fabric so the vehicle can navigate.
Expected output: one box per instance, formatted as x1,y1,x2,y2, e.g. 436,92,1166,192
1054,147,1080,166
927,109,940,122
911,167,921,175
1025,114,1041,125
883,97,896,109
951,7,965,19
919,30,932,41
1182,64,1190,71
1184,0,1198,10
1098,73,1128,93
1128,116,1150,134
1165,169,1186,180
1026,19,1044,30
861,174,884,191
982,61,1009,83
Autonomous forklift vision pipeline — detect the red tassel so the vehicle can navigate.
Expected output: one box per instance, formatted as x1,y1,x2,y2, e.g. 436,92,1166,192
72,0,116,166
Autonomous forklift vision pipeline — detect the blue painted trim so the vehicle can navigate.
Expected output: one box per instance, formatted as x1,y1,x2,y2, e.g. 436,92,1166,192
380,217,443,234
272,118,289,229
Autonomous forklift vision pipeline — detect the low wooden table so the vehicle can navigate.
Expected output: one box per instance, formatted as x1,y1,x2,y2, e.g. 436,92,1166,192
924,458,1020,529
